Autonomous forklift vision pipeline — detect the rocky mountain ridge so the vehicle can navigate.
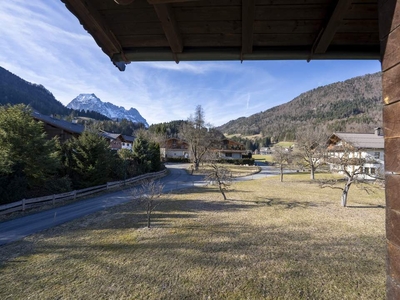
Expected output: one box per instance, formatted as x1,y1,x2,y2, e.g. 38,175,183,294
67,93,148,127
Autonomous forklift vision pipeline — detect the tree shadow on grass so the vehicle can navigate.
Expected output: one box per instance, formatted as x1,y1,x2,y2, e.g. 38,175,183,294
227,197,321,209
162,197,255,214
346,205,385,209
169,184,323,210
0,239,36,266
72,195,257,231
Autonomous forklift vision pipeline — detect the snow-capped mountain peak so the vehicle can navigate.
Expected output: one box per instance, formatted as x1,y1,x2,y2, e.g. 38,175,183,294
67,94,148,127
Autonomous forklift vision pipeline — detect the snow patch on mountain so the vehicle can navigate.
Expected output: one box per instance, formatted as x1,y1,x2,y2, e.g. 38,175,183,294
67,93,148,127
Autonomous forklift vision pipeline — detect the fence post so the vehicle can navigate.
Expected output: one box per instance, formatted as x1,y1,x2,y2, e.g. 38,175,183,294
52,194,55,205
74,190,77,200
107,182,110,190
22,199,26,211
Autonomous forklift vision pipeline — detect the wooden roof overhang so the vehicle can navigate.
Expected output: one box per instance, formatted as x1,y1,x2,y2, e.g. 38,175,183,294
60,0,380,71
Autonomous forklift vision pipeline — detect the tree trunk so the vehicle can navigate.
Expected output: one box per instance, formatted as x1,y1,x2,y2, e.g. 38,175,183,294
194,160,200,171
341,180,352,207
219,183,227,200
310,165,315,180
147,203,151,228
147,213,151,228
280,165,283,182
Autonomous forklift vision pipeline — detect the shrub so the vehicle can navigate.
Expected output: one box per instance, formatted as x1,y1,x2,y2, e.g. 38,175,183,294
165,157,191,163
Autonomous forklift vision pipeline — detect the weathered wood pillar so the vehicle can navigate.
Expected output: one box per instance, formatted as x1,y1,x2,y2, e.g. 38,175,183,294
379,0,400,298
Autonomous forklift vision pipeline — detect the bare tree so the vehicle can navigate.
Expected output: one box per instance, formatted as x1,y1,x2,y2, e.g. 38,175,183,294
272,146,292,182
322,145,377,207
205,162,233,200
294,126,327,180
180,105,221,171
133,179,164,228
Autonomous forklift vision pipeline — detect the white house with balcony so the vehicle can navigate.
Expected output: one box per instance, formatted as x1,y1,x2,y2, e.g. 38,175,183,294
100,131,135,151
327,128,384,180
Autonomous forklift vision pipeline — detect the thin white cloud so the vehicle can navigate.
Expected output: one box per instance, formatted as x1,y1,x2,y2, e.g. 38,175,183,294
140,61,239,75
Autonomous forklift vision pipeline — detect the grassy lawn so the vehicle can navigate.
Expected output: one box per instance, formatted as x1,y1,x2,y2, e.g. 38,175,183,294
274,141,294,148
0,174,385,299
192,164,260,177
224,133,262,140
253,154,274,163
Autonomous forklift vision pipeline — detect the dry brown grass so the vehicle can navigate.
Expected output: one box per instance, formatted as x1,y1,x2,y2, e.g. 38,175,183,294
0,174,385,299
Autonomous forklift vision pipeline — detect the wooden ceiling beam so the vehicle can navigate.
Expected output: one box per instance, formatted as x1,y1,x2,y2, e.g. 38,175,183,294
313,0,353,54
151,3,183,62
148,0,200,3
241,0,255,56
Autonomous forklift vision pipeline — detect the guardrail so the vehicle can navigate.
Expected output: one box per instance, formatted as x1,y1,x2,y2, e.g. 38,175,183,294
0,169,167,215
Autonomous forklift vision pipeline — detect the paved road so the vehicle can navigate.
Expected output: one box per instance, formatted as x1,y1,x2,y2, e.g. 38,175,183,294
0,163,279,246
160,163,206,191
0,163,202,246
235,163,281,181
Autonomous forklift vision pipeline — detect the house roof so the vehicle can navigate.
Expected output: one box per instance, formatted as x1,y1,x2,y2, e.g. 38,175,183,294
60,0,380,71
101,132,122,140
101,131,136,142
32,112,85,135
330,132,384,149
161,137,189,148
122,135,135,142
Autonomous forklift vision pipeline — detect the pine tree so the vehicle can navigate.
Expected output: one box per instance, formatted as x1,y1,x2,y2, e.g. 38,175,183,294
148,142,161,172
0,104,61,203
132,136,150,174
62,131,115,188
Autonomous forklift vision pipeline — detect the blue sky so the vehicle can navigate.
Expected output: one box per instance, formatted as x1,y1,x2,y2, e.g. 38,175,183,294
0,0,382,126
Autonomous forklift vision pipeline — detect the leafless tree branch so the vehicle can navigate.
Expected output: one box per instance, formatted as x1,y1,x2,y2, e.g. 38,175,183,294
132,179,164,228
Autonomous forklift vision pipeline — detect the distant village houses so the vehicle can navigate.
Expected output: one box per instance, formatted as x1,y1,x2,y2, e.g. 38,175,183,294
259,147,272,155
32,112,135,150
160,137,248,160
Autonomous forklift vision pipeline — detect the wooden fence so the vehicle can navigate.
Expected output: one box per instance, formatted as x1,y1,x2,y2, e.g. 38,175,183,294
0,170,167,215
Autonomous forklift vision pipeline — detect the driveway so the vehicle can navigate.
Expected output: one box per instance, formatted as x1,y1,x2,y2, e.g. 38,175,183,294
0,163,278,246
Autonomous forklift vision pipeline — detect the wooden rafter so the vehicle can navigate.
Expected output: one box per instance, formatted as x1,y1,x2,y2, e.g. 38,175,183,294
62,0,123,57
313,0,353,54
242,0,255,56
151,3,183,62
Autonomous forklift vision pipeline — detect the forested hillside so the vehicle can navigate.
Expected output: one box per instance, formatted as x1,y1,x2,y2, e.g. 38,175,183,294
0,67,109,120
217,72,382,141
149,120,186,137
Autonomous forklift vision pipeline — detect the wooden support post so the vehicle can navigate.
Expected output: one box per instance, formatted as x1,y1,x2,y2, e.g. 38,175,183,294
379,1,400,298
22,199,25,211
